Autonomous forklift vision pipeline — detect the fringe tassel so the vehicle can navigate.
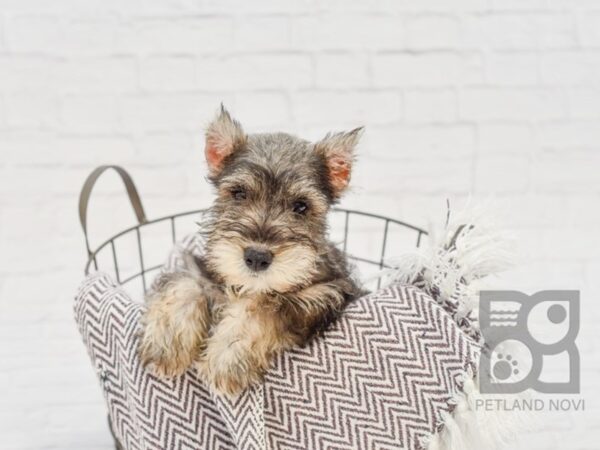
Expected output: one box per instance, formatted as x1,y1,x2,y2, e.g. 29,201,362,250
426,373,534,450
379,202,515,344
376,202,527,450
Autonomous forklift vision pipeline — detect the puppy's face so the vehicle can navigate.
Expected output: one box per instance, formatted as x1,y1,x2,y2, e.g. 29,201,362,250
203,107,362,294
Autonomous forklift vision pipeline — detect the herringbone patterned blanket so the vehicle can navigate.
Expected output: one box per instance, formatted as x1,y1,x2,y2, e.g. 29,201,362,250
74,235,480,450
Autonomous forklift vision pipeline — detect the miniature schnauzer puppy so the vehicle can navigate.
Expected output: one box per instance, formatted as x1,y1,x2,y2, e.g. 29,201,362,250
139,106,364,396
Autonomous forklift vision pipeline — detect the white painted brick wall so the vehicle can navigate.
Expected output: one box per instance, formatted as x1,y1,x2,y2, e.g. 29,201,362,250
0,1,598,448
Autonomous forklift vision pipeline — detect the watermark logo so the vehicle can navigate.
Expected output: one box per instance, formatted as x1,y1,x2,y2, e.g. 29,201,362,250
479,290,580,394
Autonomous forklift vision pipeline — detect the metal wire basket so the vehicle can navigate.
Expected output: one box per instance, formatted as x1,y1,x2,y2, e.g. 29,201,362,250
79,165,427,293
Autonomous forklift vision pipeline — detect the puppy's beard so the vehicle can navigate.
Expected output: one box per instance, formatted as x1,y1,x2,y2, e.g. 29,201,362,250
208,239,317,293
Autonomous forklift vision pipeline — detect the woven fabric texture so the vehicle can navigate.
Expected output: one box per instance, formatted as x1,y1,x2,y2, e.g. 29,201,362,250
74,235,479,450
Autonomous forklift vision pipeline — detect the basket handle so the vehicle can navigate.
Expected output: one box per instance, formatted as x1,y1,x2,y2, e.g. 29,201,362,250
79,165,147,257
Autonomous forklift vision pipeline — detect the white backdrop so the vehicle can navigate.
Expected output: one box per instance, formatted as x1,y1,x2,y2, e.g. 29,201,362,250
1,0,599,448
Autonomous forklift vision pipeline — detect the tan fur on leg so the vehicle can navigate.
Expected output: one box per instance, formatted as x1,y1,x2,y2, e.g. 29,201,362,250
196,292,295,396
197,280,351,397
140,275,210,378
197,298,263,396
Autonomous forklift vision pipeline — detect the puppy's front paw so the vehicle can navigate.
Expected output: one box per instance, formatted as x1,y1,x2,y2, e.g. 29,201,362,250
197,346,262,396
139,323,193,378
139,278,210,378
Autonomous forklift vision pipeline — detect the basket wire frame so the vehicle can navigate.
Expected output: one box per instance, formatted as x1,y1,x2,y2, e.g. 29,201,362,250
80,166,428,293
84,208,427,292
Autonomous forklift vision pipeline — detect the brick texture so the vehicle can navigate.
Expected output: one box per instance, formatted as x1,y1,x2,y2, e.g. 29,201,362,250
0,1,598,449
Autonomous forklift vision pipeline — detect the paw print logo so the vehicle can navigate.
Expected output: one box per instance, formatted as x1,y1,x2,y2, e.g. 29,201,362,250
479,290,580,394
487,341,531,386
493,354,518,380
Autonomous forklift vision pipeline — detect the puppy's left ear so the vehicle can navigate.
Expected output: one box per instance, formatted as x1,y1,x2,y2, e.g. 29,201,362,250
314,127,363,199
205,105,246,177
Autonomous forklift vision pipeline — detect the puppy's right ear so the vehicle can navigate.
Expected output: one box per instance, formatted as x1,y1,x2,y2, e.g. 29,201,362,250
205,105,246,177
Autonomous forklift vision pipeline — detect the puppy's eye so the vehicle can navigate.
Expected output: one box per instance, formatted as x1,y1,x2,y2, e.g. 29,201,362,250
292,200,309,215
230,188,247,200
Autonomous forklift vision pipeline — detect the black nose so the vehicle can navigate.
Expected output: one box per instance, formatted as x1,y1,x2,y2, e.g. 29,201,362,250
244,248,273,272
